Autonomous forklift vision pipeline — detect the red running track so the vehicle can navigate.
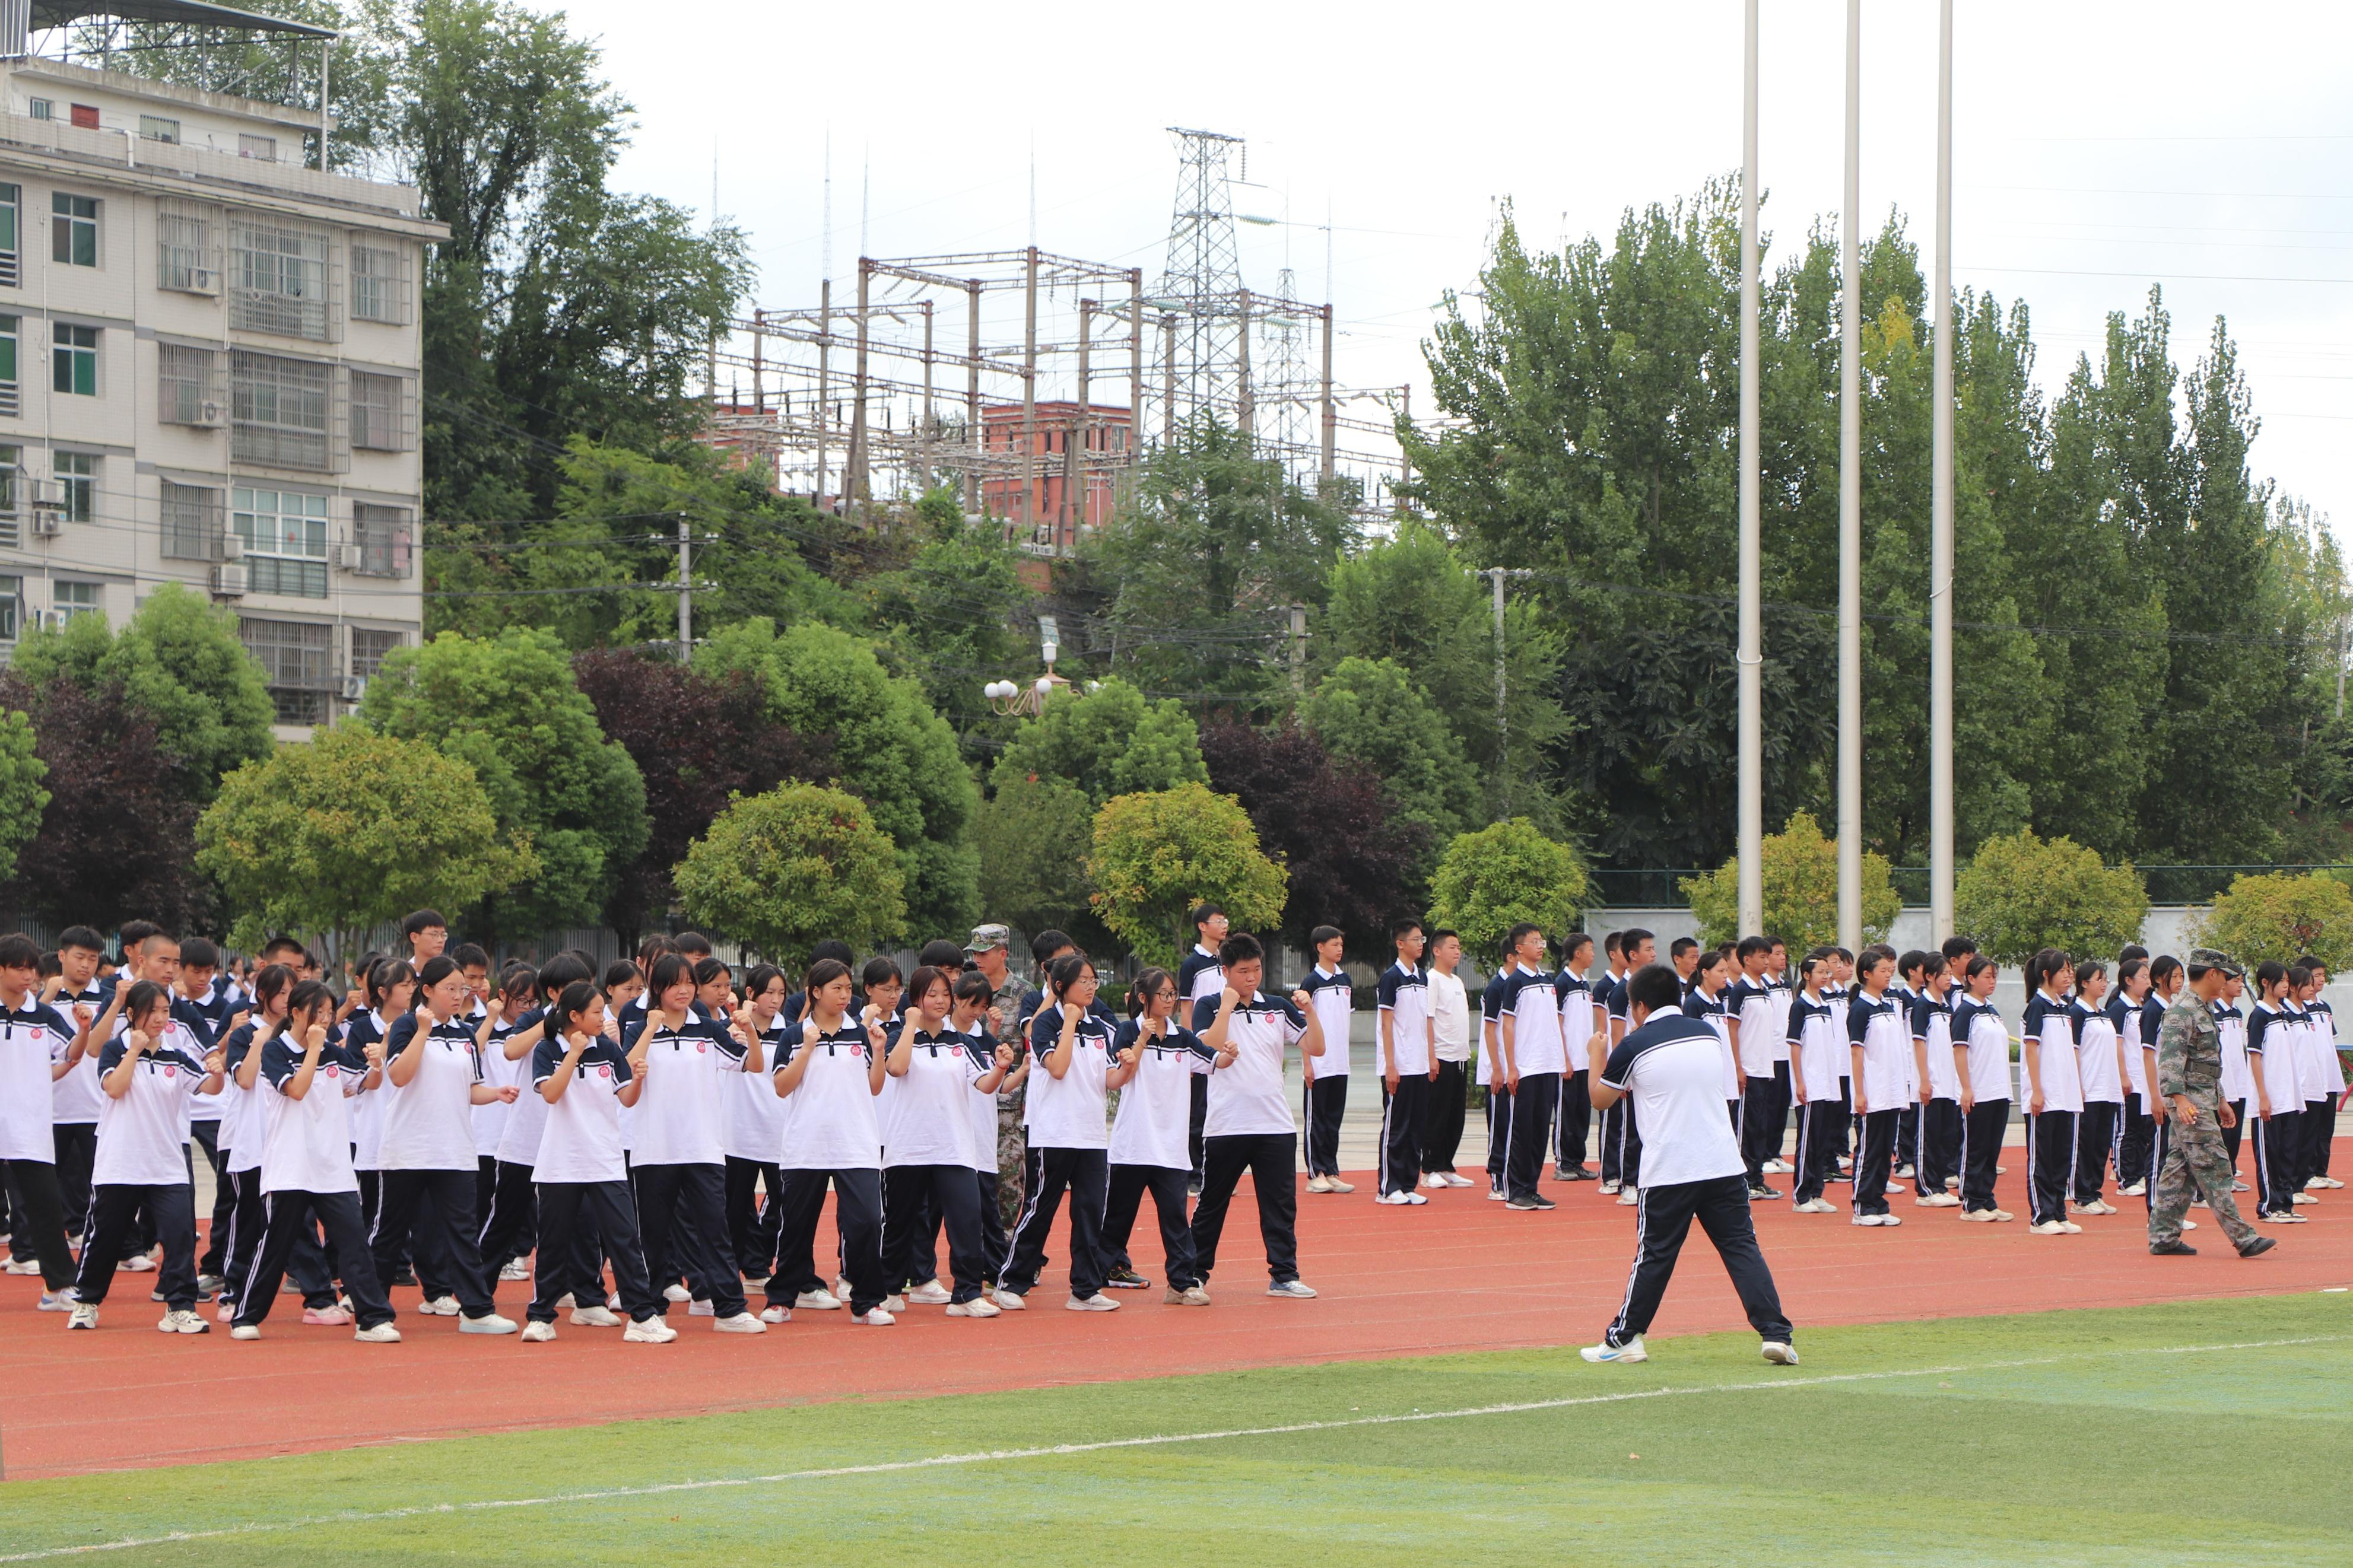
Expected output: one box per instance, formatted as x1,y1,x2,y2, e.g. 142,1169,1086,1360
4,1154,2348,1480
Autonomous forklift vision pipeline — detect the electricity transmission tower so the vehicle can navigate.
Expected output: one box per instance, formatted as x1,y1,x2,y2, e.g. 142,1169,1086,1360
1153,126,1246,428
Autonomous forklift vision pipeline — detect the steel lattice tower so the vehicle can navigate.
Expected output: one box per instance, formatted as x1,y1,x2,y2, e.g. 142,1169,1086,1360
1153,127,1246,430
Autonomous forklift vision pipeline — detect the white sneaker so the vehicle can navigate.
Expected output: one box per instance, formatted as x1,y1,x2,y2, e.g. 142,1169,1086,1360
1323,1177,1355,1194
1403,1191,1428,1205
1579,1338,1646,1363
947,1296,1001,1318
2029,1220,2069,1235
2119,1182,2148,1197
4,1256,42,1274
2291,1192,2316,1206
1306,1175,1333,1194
1440,1173,1474,1188
2183,1218,2199,1230
1376,1191,1416,1206
554,1292,577,1311
230,1324,261,1340
1616,1191,1637,1206
795,1289,842,1311
498,1260,531,1282
417,1296,461,1316
1599,1180,1621,1194
1267,1279,1318,1299
1852,1213,1884,1227
713,1312,766,1334
1990,1208,2015,1222
120,1252,157,1273
759,1305,792,1324
624,1316,678,1343
688,1298,716,1316
1422,1172,1449,1188
1761,1341,1799,1366
217,1301,236,1323
1877,1213,1901,1227
663,1283,691,1303
1958,1207,1998,1222
852,1307,896,1325
882,1294,909,1313
570,1305,623,1327
834,1275,853,1300
520,1320,557,1343
37,1288,77,1311
2060,1221,2084,1233
1485,1188,1507,1201
992,1286,1027,1311
157,1309,209,1334
354,1322,402,1343
1066,1292,1121,1312
67,1302,99,1330
1914,1192,1960,1208
1763,1159,1790,1175
907,1281,952,1306
459,1312,519,1335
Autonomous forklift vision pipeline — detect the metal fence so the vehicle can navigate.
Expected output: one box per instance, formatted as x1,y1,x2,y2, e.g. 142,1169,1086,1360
1587,863,2353,912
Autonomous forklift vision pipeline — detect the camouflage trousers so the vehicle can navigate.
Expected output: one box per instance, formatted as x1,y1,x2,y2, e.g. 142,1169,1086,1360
2148,1108,2259,1249
996,1086,1027,1229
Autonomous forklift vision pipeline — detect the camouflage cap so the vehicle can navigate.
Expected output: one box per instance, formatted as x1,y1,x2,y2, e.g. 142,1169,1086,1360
2188,947,2244,979
966,923,1011,955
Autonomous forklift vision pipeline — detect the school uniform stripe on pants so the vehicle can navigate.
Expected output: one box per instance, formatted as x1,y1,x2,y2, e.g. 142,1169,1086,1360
1002,1148,1050,1281
1377,1089,1395,1197
1606,1185,1647,1347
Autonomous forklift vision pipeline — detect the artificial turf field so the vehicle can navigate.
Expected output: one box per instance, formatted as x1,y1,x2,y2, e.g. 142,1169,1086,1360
2,1293,2345,1566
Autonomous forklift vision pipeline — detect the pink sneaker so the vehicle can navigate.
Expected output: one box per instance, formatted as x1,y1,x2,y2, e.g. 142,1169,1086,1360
216,1301,236,1324
301,1305,353,1327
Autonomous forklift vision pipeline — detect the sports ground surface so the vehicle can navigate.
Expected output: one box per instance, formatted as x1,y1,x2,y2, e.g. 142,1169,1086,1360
2,1155,2346,1564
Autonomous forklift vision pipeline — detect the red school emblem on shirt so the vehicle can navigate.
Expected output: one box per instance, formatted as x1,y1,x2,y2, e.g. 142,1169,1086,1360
696,1040,707,1054
324,1066,340,1079
597,1064,612,1079
163,1064,176,1077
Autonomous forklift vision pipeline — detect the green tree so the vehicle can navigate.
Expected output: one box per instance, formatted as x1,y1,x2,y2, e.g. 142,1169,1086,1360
1427,818,1590,962
195,724,531,957
696,618,979,937
357,628,647,934
7,583,274,803
992,678,1206,807
2189,873,2353,972
1681,810,1900,950
1300,657,1482,844
973,774,1100,944
868,489,1034,731
1954,828,2149,965
1320,520,1568,826
0,709,48,885
1087,783,1286,969
674,784,907,966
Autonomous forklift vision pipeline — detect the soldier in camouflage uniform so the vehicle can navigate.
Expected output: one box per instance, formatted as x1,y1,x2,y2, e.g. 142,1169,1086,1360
966,925,1033,1230
2148,950,2276,1259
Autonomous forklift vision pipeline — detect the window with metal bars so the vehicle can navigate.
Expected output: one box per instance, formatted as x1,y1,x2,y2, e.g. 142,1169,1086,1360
160,481,226,561
238,616,334,724
351,502,412,578
349,370,412,451
230,219,329,340
0,183,18,288
350,625,402,678
158,343,219,427
231,486,328,598
156,203,217,294
231,351,332,471
350,243,409,326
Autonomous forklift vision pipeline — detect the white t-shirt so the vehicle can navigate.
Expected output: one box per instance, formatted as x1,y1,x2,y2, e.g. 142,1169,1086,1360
474,1011,532,1158
2022,994,2084,1113
1494,967,1564,1076
1912,991,1962,1100
491,1008,550,1166
1555,969,1594,1072
1596,1004,1743,1189
376,1013,484,1172
1729,976,1778,1078
624,1011,745,1166
882,1023,984,1168
1952,1000,2011,1102
1024,1003,1113,1150
1688,987,1739,1098
258,1035,367,1195
2215,1003,2254,1102
962,1021,1002,1173
723,1019,792,1163
2249,1003,2303,1109
776,1020,882,1171
1847,991,1911,1111
1787,994,1842,1102
0,997,75,1162
531,1034,633,1184
1192,991,1306,1138
1428,968,1469,1067
2071,1001,2123,1105
91,1036,211,1187
2298,1003,2342,1099
48,980,107,1125
1109,1017,1209,1169
1376,962,1432,1076
219,1022,268,1175
344,1010,393,1170
1299,966,1352,1080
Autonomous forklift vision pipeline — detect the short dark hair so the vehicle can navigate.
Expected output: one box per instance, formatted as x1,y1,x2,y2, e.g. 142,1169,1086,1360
1625,962,1682,1014
1310,924,1343,948
1218,933,1264,969
1736,934,1773,962
1898,949,1926,982
917,939,967,972
646,953,694,995
2297,952,2327,974
862,956,903,993
907,964,955,1010
637,934,678,967
0,932,40,969
2119,943,2149,965
1030,929,1073,965
57,925,104,955
1392,917,1424,941
178,937,220,970
951,971,996,1009
1429,929,1459,947
598,959,640,993
1668,936,1698,961
1565,933,1593,962
118,919,160,953
1602,931,1622,957
804,957,853,995
1506,922,1541,951
2149,954,2182,987
1621,927,1654,953
691,956,731,990
401,909,447,939
449,942,490,972
674,931,715,959
1941,936,1978,963
809,940,854,968
1190,903,1224,930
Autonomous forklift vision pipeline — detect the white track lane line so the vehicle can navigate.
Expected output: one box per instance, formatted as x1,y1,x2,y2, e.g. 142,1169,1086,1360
4,1332,2344,1562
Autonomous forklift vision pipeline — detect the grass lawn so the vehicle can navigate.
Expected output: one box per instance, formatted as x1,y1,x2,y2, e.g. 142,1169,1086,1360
4,1293,2344,1566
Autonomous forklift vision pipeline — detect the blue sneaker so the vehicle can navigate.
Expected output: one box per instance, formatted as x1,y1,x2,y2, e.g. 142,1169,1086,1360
1579,1338,1647,1363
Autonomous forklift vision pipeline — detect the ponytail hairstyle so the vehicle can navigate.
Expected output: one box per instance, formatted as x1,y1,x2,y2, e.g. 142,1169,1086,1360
2149,954,2182,989
119,979,170,1037
2255,959,2290,1000
646,952,694,1001
1965,955,1998,985
1046,952,1091,1000
906,964,953,1016
365,956,415,1012
952,971,995,1010
803,957,853,1001
1129,966,1175,1019
1797,952,1823,988
2073,959,2105,993
1917,951,1947,983
551,979,604,1041
1691,948,1726,985
277,979,336,1043
2288,963,2314,999
691,956,732,994
415,955,461,993
247,962,296,1020
742,963,789,1014
2117,956,2148,990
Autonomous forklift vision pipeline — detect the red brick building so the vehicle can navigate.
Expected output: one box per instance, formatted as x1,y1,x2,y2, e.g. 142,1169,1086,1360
981,401,1133,551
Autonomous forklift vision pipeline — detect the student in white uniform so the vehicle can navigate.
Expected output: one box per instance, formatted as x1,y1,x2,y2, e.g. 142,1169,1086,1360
723,964,792,1290
1002,954,1128,1311
1784,955,1842,1213
1375,920,1436,1204
2110,957,2157,1197
1418,930,1474,1188
1493,923,1563,1211
2246,961,2305,1223
1550,933,1597,1181
1176,904,1228,1188
1685,948,1740,1145
1581,963,1796,1367
215,965,340,1325
472,965,539,1281
370,955,519,1334
623,955,763,1332
44,925,111,1260
1099,966,1230,1304
1951,956,2014,1222
1191,933,1326,1298
1298,926,1354,1194
67,980,224,1332
2068,961,2125,1214
2021,949,2086,1236
2215,969,2253,1178
951,970,1021,1291
1844,947,1908,1228
880,965,1015,1317
342,958,414,1283
228,979,400,1342
765,958,893,1325
475,962,573,1292
2294,957,2342,1192
522,980,672,1343
0,934,87,1306
1906,952,1963,1207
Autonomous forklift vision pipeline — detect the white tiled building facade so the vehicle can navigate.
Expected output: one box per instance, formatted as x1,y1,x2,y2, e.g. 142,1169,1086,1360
0,55,443,737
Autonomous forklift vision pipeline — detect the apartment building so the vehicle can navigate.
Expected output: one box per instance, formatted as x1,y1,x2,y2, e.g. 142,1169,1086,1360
0,37,444,736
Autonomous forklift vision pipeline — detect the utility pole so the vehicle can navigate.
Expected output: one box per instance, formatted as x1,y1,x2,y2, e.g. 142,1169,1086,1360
1838,0,1863,953
1023,246,1039,537
675,514,693,659
1930,0,1957,943
1288,605,1307,697
815,276,831,510
1493,567,1509,816
849,256,871,521
1736,0,1764,937
966,279,982,516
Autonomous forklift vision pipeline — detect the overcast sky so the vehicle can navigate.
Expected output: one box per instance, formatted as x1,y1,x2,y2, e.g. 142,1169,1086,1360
530,0,2352,534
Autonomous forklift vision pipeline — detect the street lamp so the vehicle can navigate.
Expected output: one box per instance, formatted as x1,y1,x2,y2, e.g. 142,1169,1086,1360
984,640,1069,718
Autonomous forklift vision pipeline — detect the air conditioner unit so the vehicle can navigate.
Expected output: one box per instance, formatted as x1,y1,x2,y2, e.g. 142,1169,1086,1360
188,268,216,294
196,399,224,426
28,510,61,539
332,541,362,571
220,533,244,561
209,562,247,597
339,675,367,701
